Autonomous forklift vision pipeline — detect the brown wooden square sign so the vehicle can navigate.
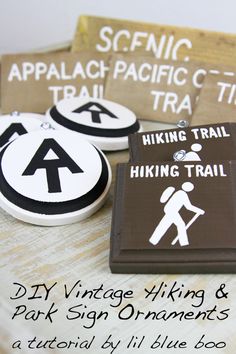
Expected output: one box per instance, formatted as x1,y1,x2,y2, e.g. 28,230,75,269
129,122,236,163
110,161,236,273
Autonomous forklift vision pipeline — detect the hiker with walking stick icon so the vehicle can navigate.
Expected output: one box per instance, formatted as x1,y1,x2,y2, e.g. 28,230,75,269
149,182,205,247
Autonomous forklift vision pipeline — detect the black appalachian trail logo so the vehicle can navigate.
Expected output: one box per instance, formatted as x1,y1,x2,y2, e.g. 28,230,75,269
149,182,205,247
73,102,118,124
22,138,83,193
0,123,28,148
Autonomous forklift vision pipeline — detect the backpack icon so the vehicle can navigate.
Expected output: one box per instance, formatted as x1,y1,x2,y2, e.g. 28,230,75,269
160,186,175,203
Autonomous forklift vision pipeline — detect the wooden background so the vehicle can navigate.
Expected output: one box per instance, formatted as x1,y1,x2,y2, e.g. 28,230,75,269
72,16,236,67
1,119,236,354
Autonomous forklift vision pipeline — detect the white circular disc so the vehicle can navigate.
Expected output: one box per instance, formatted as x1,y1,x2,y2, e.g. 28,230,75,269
46,97,141,150
0,130,111,225
0,113,47,149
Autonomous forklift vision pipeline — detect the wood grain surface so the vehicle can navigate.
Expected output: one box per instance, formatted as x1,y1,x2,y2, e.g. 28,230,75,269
191,73,236,126
72,15,236,67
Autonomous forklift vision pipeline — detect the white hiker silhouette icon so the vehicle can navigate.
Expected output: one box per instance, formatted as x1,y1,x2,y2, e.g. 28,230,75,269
173,143,202,161
149,182,205,247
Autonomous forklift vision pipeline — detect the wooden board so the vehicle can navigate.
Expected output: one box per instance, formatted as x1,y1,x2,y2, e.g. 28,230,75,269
191,73,236,126
104,54,236,123
72,15,236,66
1,52,110,113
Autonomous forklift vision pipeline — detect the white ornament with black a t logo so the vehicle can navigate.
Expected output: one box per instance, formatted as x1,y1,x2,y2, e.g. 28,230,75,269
46,97,141,150
0,112,46,149
0,130,111,225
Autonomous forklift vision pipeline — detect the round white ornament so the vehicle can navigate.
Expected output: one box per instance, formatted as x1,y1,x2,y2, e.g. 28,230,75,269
46,97,141,150
0,130,111,226
0,112,47,149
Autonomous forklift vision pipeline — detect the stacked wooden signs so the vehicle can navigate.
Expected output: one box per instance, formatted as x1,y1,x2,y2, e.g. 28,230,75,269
104,55,236,123
71,15,236,125
110,122,236,273
1,15,236,231
2,15,236,127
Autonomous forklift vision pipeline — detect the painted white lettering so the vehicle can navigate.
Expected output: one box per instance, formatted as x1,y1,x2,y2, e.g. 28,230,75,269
130,31,148,51
96,26,113,52
113,30,131,51
35,62,48,80
8,64,22,81
113,60,127,79
173,67,188,86
172,39,192,62
46,64,60,80
22,62,34,80
217,82,231,102
151,90,165,110
192,69,207,89
48,86,63,104
176,94,192,115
